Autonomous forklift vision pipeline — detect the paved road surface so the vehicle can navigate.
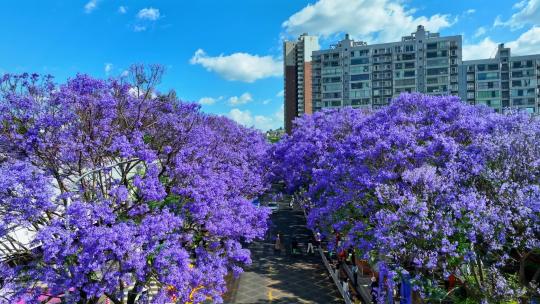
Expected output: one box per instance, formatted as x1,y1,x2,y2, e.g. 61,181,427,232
223,201,342,304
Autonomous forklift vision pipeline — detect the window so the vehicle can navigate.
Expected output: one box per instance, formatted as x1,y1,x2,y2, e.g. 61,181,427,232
351,58,369,65
426,58,448,66
477,72,499,80
322,67,342,75
477,91,500,99
351,82,370,89
359,49,370,56
404,70,415,77
487,64,499,71
322,76,341,83
404,62,415,69
351,98,370,106
477,82,500,90
512,69,535,77
351,74,370,81
322,84,342,91
426,85,448,93
511,88,536,97
426,43,437,50
350,89,370,98
394,78,415,86
426,50,448,58
350,65,369,74
395,87,413,94
323,92,342,99
426,76,448,84
440,41,450,49
426,67,448,75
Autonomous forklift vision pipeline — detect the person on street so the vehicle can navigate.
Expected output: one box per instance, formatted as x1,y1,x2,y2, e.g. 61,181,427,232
315,232,322,248
370,276,378,303
274,233,282,254
291,237,299,255
306,235,315,254
352,263,359,287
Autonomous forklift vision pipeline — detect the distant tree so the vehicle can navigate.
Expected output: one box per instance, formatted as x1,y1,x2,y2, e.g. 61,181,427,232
0,68,270,304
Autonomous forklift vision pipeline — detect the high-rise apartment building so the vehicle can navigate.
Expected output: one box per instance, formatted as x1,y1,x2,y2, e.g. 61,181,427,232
459,43,540,113
311,25,462,112
283,26,540,132
283,34,319,133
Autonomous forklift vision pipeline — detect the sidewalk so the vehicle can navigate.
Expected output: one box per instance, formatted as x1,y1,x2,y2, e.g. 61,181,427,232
223,200,342,303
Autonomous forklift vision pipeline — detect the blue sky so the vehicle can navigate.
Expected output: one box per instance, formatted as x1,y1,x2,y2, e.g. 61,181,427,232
1,0,539,130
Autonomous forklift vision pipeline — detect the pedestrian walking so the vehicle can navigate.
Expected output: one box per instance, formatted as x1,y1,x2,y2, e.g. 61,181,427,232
315,232,322,248
274,233,282,254
352,264,359,287
291,237,299,255
370,276,378,303
306,236,315,254
289,197,294,209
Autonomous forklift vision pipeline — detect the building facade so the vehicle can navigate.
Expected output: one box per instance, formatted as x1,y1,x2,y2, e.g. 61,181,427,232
459,43,540,113
283,34,319,133
283,26,540,132
311,25,462,112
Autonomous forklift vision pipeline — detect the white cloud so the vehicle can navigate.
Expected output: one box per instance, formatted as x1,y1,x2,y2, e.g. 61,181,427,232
120,70,129,77
133,25,147,32
137,8,160,21
473,27,487,38
507,26,540,55
84,0,99,13
227,105,283,131
282,0,455,42
495,0,540,29
228,93,253,106
198,96,223,105
276,90,284,97
262,99,272,105
493,15,504,27
463,26,540,60
463,37,498,60
466,9,476,14
104,63,113,75
118,6,127,14
514,0,529,9
190,49,282,83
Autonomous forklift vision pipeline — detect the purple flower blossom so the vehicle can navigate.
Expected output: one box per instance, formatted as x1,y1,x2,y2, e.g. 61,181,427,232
270,93,540,302
0,72,270,303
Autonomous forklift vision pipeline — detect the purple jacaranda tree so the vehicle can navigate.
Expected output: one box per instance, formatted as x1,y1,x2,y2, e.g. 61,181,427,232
0,67,270,304
269,93,540,303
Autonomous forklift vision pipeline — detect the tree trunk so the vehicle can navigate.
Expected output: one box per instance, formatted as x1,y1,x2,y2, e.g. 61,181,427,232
519,251,531,285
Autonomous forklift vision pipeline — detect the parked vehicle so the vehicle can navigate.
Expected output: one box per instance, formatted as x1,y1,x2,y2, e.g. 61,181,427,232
266,202,279,213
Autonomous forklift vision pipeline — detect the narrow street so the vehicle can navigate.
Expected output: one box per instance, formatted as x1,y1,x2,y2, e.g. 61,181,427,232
223,200,342,303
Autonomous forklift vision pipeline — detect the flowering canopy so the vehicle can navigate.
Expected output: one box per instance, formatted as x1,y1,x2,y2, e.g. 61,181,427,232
0,71,270,304
269,94,540,302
